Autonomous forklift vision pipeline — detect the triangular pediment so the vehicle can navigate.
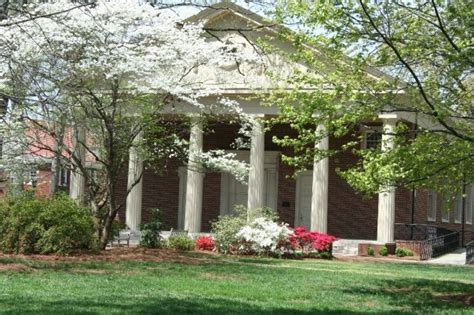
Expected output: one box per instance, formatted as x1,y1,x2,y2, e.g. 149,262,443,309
182,2,395,93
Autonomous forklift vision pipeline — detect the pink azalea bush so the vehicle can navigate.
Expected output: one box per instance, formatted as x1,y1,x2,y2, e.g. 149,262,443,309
289,226,338,254
195,235,215,251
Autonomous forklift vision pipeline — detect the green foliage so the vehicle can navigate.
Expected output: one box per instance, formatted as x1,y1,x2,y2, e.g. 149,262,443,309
269,1,474,196
395,247,414,257
139,208,163,248
211,206,247,254
167,235,194,251
367,246,375,256
379,246,388,257
0,193,96,254
211,206,279,254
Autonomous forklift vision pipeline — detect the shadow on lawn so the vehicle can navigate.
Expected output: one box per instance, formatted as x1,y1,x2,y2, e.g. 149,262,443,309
342,277,473,311
2,295,414,315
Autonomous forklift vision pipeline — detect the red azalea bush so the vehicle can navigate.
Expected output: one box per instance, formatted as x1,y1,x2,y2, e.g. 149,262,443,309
289,226,338,254
195,235,215,251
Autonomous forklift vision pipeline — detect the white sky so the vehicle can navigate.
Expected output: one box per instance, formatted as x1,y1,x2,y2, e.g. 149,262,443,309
161,0,273,20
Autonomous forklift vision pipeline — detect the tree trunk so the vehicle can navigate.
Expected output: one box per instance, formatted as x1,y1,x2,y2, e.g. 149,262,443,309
100,215,112,250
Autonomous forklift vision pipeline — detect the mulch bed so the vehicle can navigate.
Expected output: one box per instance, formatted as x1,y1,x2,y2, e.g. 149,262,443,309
0,248,220,265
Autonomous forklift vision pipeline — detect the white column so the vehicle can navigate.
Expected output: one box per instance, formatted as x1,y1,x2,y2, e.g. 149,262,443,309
247,117,265,215
377,117,397,243
184,119,204,233
126,132,143,231
311,124,329,233
70,126,86,204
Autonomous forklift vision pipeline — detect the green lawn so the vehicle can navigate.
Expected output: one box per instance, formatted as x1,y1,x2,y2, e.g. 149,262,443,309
0,251,472,314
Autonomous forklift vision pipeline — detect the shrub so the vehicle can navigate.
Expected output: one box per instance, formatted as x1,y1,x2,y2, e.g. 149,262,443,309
395,247,414,257
367,246,375,256
0,193,96,255
289,226,338,254
236,217,292,255
379,246,388,256
140,208,163,248
211,205,279,254
168,235,194,251
195,236,215,251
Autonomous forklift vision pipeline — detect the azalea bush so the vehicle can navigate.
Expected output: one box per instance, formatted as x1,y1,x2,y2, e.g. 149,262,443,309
235,223,337,257
236,218,292,255
167,235,194,251
211,206,278,254
211,206,337,258
289,226,338,254
195,236,215,251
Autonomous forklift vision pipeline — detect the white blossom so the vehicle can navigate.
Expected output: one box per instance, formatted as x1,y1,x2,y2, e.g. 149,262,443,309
236,217,291,253
0,0,264,186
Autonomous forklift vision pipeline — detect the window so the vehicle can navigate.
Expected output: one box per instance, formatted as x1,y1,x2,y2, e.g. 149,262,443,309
1,96,7,115
454,192,463,223
442,193,450,223
28,169,38,188
58,168,69,187
467,185,473,225
363,128,382,150
427,190,437,222
442,209,450,223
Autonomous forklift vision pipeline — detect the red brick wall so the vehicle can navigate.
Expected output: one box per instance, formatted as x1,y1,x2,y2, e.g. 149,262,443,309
141,162,181,230
327,134,379,239
116,122,473,241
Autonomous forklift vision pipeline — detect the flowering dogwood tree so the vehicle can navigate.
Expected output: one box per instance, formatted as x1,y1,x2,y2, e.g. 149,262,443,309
0,0,258,248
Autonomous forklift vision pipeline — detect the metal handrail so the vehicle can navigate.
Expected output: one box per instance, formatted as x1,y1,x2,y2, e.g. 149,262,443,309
466,240,474,265
417,232,460,260
395,223,460,260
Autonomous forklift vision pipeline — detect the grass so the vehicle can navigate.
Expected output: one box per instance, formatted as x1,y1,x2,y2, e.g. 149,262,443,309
0,250,473,314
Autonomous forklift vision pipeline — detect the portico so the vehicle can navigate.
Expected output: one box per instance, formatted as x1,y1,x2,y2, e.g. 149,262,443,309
122,117,333,235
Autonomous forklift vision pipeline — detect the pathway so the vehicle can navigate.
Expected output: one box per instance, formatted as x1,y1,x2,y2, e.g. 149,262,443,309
426,248,467,266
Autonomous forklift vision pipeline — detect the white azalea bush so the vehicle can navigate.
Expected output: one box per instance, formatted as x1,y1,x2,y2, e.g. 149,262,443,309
236,217,291,255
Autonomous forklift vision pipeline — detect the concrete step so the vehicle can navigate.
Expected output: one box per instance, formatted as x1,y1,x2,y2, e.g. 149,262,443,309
332,239,362,256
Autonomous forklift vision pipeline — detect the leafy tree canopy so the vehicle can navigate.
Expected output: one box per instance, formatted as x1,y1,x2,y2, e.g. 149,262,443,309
268,0,473,196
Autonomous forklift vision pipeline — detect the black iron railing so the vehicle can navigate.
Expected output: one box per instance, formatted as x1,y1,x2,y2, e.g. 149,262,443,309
395,224,434,241
395,224,460,260
467,241,474,265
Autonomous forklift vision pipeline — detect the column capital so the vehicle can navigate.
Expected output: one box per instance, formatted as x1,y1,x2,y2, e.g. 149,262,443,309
249,113,265,119
378,113,399,121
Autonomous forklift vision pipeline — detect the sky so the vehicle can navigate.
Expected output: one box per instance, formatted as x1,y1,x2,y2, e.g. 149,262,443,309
160,0,274,20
